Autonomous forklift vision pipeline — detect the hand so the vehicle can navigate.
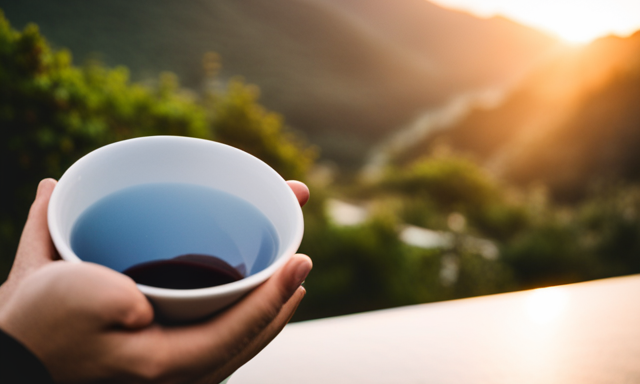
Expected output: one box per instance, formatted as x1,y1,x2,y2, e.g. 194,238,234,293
0,179,312,383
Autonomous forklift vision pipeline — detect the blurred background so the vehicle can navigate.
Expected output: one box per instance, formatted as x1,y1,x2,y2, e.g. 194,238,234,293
1,0,639,321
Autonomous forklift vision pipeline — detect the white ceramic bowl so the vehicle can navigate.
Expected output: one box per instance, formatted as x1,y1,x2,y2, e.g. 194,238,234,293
48,136,304,321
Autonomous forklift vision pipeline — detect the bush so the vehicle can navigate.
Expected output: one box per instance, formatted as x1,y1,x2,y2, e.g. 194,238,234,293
206,79,316,181
380,155,499,210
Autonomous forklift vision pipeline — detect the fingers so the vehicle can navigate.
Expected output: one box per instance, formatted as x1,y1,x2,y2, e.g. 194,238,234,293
287,180,310,207
103,272,155,330
5,179,58,289
211,286,307,382
157,254,312,373
62,263,155,329
35,263,154,329
212,254,312,351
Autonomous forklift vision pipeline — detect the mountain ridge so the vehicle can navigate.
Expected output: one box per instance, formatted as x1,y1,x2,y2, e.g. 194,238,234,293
0,0,558,167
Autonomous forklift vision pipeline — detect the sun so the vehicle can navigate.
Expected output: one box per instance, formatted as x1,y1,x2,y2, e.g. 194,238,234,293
542,17,610,44
513,1,625,44
429,0,640,45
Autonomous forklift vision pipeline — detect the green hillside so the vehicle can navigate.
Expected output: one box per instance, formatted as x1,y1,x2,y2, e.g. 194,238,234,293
0,0,557,167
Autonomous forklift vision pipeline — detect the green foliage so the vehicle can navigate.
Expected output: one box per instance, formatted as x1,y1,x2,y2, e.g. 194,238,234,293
205,79,316,181
380,156,529,240
575,186,640,276
0,15,204,276
381,155,499,210
501,219,588,288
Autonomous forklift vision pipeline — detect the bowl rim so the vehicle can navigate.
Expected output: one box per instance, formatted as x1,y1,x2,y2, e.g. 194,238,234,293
48,135,304,299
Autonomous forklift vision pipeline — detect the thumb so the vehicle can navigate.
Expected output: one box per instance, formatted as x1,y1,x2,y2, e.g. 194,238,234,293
68,263,155,330
10,179,59,281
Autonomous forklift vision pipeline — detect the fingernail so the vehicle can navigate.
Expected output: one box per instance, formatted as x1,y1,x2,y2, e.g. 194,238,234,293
290,259,312,292
36,179,47,198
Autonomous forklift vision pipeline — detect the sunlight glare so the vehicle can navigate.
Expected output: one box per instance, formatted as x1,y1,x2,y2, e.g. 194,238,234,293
525,287,569,324
429,0,640,44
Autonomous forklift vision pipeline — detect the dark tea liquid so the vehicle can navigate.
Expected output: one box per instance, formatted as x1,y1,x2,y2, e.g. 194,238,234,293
123,254,246,289
71,183,279,287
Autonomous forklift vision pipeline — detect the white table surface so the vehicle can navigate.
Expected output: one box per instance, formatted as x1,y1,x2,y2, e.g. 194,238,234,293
230,275,640,384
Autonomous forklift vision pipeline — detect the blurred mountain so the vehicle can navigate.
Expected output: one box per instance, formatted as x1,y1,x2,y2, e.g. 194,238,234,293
402,31,640,201
0,0,558,167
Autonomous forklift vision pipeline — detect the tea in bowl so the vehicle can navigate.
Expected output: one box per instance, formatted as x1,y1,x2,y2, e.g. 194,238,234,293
47,136,304,322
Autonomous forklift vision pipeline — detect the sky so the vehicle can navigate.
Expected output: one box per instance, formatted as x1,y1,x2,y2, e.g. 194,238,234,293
430,0,640,44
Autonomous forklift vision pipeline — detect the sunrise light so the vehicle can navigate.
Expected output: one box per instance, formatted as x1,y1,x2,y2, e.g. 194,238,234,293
429,0,640,44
